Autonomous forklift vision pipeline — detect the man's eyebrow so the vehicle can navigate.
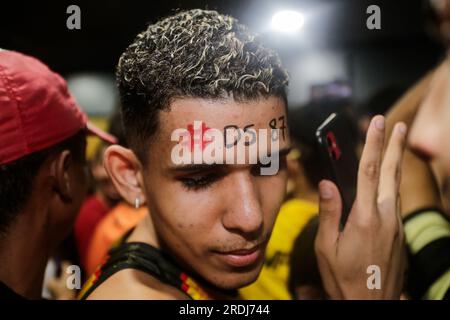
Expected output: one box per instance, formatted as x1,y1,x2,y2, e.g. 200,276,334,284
168,147,292,172
169,163,227,173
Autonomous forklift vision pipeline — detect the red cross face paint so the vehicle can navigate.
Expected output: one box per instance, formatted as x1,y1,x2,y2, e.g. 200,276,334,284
184,122,214,151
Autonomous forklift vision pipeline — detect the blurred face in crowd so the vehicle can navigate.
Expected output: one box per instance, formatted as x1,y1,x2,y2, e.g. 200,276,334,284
106,96,289,290
409,57,450,212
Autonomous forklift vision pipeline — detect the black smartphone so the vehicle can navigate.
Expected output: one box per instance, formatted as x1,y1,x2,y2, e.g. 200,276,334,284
316,112,359,227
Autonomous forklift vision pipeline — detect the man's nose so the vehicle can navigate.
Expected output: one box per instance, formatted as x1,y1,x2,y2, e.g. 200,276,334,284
221,172,264,237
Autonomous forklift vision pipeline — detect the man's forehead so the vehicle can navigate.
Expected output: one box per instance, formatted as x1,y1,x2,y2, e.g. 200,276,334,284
145,96,290,170
159,96,286,133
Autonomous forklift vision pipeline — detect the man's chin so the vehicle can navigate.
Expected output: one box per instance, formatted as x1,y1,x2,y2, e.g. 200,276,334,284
205,261,264,291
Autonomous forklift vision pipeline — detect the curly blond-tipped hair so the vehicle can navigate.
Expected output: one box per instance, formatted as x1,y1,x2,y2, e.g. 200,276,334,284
117,9,289,162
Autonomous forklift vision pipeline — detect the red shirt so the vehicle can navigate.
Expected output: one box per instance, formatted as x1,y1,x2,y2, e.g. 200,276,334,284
74,195,109,271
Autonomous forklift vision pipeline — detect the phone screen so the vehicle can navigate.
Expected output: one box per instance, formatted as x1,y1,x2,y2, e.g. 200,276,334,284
316,113,359,227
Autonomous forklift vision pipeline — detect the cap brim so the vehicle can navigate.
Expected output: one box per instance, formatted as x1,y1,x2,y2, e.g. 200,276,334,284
86,122,118,144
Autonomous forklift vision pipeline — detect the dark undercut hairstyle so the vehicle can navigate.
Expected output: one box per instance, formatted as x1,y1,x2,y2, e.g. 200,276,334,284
117,9,289,163
0,130,86,236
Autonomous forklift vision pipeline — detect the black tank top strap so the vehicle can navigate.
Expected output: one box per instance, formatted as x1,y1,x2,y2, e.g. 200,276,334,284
80,242,189,299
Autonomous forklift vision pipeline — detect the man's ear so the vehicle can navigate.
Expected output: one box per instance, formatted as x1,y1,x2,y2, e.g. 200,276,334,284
51,150,73,202
103,145,146,206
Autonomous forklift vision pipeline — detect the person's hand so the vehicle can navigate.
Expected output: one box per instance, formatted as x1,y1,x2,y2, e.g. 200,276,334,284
315,115,407,299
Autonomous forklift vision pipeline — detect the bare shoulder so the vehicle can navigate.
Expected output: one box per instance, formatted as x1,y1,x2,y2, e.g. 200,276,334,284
86,269,190,300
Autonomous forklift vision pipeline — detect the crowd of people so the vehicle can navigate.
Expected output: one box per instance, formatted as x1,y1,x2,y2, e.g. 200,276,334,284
0,5,449,300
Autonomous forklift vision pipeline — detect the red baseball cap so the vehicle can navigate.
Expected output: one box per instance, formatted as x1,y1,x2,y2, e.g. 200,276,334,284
0,50,117,165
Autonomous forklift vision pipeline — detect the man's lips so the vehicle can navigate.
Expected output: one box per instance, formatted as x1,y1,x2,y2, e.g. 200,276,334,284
212,242,265,268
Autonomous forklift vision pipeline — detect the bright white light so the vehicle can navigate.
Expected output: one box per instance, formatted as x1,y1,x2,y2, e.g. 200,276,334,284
271,10,304,32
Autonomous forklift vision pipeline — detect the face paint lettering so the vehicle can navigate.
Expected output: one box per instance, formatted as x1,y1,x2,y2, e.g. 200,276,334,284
268,116,286,141
171,120,285,175
224,124,256,148
224,125,241,148
243,124,257,146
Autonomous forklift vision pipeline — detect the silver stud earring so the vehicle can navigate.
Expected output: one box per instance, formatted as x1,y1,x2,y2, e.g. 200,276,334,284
134,197,140,209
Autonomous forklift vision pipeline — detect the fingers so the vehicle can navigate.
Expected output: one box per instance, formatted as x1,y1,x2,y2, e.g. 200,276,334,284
316,180,344,299
378,122,407,219
317,180,342,244
356,115,385,219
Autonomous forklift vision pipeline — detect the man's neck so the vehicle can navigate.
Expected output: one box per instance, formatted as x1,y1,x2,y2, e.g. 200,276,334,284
127,214,237,300
127,212,160,248
0,211,51,299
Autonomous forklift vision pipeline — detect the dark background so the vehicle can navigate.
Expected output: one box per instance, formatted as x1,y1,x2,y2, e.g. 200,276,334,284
0,0,444,108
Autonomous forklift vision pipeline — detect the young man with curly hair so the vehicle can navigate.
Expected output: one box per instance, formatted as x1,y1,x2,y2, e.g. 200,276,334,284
81,9,407,300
